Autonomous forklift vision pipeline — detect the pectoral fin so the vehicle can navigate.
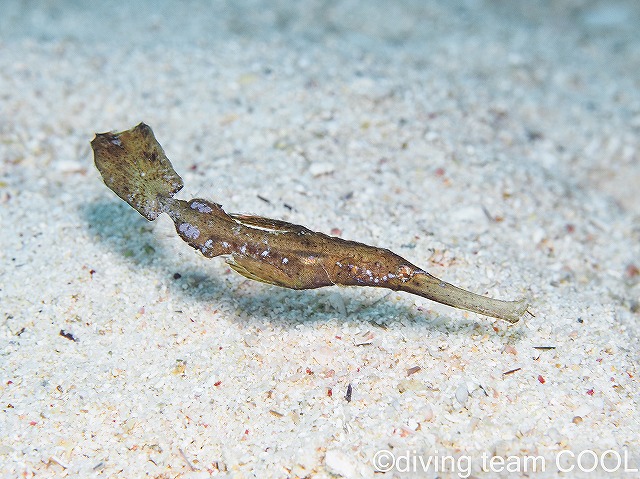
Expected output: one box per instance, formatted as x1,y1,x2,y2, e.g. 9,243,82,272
226,256,294,288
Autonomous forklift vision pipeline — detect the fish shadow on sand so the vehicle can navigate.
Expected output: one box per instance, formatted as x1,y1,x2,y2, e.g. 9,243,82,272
81,200,514,336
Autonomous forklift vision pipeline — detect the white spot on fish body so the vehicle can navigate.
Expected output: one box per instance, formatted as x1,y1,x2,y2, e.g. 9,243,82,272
261,250,269,257
179,223,200,240
190,201,213,213
240,244,247,254
221,241,230,249
282,257,289,264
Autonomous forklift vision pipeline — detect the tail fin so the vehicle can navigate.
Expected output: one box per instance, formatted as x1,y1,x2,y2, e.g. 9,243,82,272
401,272,529,323
91,123,183,220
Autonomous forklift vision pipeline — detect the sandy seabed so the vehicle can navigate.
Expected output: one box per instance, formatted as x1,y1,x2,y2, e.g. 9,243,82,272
1,1,639,478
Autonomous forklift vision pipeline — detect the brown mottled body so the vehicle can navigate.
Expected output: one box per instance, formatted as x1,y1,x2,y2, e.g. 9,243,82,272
165,196,419,290
92,123,530,323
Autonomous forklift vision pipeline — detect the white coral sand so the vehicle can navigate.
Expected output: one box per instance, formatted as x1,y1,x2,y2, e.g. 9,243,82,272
1,1,639,478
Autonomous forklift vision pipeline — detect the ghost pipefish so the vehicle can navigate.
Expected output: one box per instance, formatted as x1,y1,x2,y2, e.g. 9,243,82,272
91,123,530,323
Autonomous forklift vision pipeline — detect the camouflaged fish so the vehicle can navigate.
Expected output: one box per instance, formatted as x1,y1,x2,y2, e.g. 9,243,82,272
91,123,530,323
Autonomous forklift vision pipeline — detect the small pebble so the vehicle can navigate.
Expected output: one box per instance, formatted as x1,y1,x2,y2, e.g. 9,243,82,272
423,404,434,422
309,162,335,177
325,449,358,478
455,382,469,405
